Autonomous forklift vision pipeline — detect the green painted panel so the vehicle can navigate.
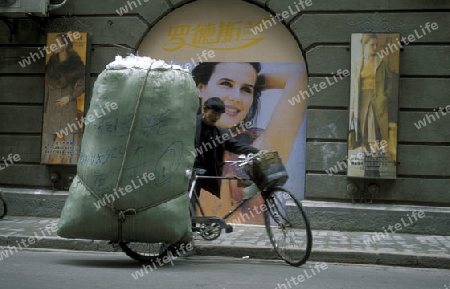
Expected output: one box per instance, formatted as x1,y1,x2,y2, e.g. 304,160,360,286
305,173,354,200
401,46,450,76
0,106,43,133
306,109,348,140
399,79,450,109
267,0,313,23
293,12,449,49
50,0,170,25
307,110,450,142
0,19,44,44
285,0,450,11
306,141,347,172
0,164,76,187
400,111,450,142
306,77,350,107
306,46,350,74
305,174,450,204
90,47,131,74
306,142,450,176
306,45,450,76
0,77,44,103
47,17,147,47
0,17,147,48
398,145,450,177
0,136,41,163
0,165,50,186
0,48,46,74
306,78,450,109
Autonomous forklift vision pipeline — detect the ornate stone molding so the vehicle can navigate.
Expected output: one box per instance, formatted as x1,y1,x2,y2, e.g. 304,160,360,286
348,12,404,32
45,16,93,33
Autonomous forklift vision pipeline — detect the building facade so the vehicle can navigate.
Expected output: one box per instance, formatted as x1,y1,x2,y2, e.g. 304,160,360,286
0,0,449,209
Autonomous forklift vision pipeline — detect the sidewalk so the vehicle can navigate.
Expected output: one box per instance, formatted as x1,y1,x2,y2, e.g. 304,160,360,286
1,216,449,268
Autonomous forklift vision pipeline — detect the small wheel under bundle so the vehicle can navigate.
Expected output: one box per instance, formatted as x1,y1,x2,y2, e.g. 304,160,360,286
119,241,167,264
119,240,194,264
199,223,221,240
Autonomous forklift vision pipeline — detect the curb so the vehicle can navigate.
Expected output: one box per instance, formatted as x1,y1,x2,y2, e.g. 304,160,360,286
0,235,119,253
1,235,450,269
194,244,450,269
308,249,450,269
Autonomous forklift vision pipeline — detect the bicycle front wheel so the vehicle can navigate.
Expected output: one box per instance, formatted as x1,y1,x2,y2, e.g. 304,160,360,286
263,187,312,267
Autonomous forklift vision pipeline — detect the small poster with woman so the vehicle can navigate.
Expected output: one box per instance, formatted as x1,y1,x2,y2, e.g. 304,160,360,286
348,33,400,179
41,32,89,165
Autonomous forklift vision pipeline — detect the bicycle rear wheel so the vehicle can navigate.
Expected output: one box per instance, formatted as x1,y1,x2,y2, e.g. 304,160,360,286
119,242,169,264
119,241,192,264
263,187,312,267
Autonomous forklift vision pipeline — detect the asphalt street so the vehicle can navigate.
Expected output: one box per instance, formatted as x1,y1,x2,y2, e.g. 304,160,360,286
0,249,449,289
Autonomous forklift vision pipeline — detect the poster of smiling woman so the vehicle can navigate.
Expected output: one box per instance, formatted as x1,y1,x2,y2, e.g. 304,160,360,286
138,0,308,224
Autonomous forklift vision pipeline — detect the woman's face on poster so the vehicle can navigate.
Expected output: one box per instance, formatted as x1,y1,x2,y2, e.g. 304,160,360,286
198,62,257,128
54,35,68,54
364,38,378,57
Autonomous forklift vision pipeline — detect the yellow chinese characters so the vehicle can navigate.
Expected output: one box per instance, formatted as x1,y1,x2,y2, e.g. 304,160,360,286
163,20,265,51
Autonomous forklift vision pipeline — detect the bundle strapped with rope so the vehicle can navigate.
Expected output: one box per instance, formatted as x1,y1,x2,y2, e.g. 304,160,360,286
56,55,199,244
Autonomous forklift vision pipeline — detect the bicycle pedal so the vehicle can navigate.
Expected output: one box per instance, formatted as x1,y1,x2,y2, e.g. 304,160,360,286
225,225,233,233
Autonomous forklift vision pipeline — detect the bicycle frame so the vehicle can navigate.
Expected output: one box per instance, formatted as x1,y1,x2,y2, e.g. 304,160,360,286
119,151,312,267
188,165,262,233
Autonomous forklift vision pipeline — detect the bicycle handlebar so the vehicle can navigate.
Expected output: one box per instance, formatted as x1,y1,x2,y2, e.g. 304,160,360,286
225,151,268,167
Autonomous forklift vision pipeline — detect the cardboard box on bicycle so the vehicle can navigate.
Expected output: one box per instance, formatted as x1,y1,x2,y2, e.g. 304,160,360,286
57,56,199,244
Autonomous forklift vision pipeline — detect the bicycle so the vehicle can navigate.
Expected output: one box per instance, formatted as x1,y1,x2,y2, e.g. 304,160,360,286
0,188,7,219
119,151,312,267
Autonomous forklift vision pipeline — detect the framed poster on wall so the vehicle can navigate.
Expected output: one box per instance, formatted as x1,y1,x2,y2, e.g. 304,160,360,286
347,33,400,179
41,32,89,165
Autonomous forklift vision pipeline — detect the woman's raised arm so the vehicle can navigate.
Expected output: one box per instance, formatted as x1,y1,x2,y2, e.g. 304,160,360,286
253,63,308,162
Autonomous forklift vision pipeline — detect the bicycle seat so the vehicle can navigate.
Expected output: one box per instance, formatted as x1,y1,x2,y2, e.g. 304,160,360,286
194,168,207,175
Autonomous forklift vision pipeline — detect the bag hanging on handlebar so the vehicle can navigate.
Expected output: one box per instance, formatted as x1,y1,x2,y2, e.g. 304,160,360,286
251,151,288,190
